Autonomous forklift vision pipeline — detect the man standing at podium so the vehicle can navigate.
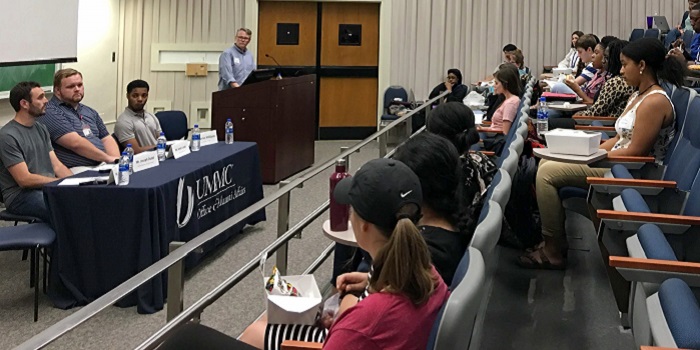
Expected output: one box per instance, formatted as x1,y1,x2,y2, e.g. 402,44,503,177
218,28,256,90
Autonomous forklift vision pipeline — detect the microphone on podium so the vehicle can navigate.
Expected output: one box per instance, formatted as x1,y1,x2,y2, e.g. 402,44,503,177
265,54,283,79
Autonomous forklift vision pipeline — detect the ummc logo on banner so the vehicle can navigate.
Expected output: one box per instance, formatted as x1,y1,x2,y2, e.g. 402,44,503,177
176,164,248,228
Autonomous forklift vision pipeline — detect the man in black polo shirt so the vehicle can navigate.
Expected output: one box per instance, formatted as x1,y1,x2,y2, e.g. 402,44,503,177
40,68,120,169
0,82,72,222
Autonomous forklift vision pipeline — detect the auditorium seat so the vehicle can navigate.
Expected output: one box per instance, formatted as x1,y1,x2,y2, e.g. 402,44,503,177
470,200,503,276
490,169,512,211
646,279,700,349
630,29,645,41
428,247,486,350
643,28,661,40
379,86,411,142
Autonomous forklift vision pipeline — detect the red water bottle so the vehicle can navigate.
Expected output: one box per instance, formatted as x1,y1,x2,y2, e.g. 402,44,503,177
330,158,350,231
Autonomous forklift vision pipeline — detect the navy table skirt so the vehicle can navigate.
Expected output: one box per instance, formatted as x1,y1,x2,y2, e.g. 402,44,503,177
44,142,266,313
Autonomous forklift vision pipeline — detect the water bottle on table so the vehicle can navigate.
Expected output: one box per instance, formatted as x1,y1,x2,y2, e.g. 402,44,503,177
537,97,549,136
225,118,234,144
191,124,200,151
118,151,130,185
329,158,351,231
156,132,167,161
125,143,134,174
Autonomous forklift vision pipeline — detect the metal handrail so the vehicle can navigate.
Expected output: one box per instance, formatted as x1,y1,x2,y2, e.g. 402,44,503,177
16,90,450,350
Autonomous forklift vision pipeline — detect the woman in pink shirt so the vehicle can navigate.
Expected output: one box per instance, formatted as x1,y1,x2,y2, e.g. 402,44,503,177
490,65,522,135
237,159,450,350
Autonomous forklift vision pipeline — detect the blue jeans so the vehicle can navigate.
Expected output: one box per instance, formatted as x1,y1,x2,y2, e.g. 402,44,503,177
550,82,575,95
7,189,50,223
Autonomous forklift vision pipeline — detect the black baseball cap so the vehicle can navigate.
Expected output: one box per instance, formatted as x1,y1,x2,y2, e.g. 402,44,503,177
333,158,422,230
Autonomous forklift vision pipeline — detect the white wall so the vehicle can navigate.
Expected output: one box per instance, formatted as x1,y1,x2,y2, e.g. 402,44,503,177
0,0,120,127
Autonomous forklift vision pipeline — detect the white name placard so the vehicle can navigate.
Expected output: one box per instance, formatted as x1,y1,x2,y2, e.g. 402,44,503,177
133,151,160,172
200,130,218,147
170,140,191,159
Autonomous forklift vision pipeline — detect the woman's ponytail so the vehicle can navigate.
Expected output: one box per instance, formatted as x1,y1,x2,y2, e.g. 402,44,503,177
658,54,686,87
370,209,435,305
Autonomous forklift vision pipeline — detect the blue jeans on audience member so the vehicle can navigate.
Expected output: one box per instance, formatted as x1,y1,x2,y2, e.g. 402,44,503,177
7,189,50,223
550,82,575,95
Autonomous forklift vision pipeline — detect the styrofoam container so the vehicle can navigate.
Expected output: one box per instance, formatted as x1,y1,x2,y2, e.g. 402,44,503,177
266,274,322,325
544,128,602,156
552,67,573,75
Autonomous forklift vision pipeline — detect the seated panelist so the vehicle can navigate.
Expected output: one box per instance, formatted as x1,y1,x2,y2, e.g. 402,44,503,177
41,69,120,169
114,79,162,154
0,82,72,222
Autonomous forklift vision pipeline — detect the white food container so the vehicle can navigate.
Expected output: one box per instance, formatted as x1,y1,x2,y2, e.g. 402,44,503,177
545,128,602,156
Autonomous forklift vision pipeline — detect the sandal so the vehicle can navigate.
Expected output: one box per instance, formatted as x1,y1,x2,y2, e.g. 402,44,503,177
517,247,567,270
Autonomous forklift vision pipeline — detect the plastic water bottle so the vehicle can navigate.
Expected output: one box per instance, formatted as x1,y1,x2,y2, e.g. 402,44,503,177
125,143,134,174
329,159,351,231
156,132,167,161
225,118,234,144
537,97,549,136
191,124,200,151
118,151,130,186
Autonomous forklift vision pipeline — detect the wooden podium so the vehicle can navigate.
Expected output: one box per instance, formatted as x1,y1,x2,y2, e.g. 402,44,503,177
211,75,316,184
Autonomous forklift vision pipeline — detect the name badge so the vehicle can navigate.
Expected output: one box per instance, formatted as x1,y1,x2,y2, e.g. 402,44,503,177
133,151,160,172
200,130,218,147
234,57,240,65
82,123,92,137
617,116,634,130
170,140,191,159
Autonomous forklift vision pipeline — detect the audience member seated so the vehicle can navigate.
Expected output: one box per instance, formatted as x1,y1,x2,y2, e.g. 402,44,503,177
425,102,496,209
429,68,469,105
481,44,519,83
668,3,700,65
114,79,162,154
489,65,522,135
505,49,531,76
562,36,618,104
665,0,699,49
0,82,72,222
394,133,473,286
574,39,635,118
239,159,450,350
41,69,120,170
551,34,599,95
558,31,584,70
519,38,684,270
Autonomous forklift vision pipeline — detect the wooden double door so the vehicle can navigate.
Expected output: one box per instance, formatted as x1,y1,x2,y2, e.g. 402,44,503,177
258,1,379,139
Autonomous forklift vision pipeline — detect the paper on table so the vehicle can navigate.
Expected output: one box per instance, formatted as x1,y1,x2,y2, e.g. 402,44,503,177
58,176,110,186
69,163,116,175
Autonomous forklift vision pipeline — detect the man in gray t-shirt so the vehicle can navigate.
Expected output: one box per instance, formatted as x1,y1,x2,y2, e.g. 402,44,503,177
114,79,162,153
0,82,72,222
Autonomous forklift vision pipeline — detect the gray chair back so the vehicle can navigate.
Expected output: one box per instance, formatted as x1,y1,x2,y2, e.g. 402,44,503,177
470,200,503,263
429,247,486,350
490,169,512,211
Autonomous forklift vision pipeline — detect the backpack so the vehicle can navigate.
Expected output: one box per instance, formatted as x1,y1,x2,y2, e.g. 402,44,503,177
500,153,542,249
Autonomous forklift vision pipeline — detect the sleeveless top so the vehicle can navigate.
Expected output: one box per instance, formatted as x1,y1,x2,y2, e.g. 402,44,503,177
612,89,675,164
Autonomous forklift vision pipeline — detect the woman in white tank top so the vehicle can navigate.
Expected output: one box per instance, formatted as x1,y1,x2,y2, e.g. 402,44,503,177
520,38,685,270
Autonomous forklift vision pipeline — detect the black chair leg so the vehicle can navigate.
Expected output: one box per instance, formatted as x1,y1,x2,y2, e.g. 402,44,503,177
43,247,48,294
22,249,28,261
29,247,36,288
33,246,39,322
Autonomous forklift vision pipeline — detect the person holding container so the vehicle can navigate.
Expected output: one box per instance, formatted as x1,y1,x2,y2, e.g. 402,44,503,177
519,38,683,270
